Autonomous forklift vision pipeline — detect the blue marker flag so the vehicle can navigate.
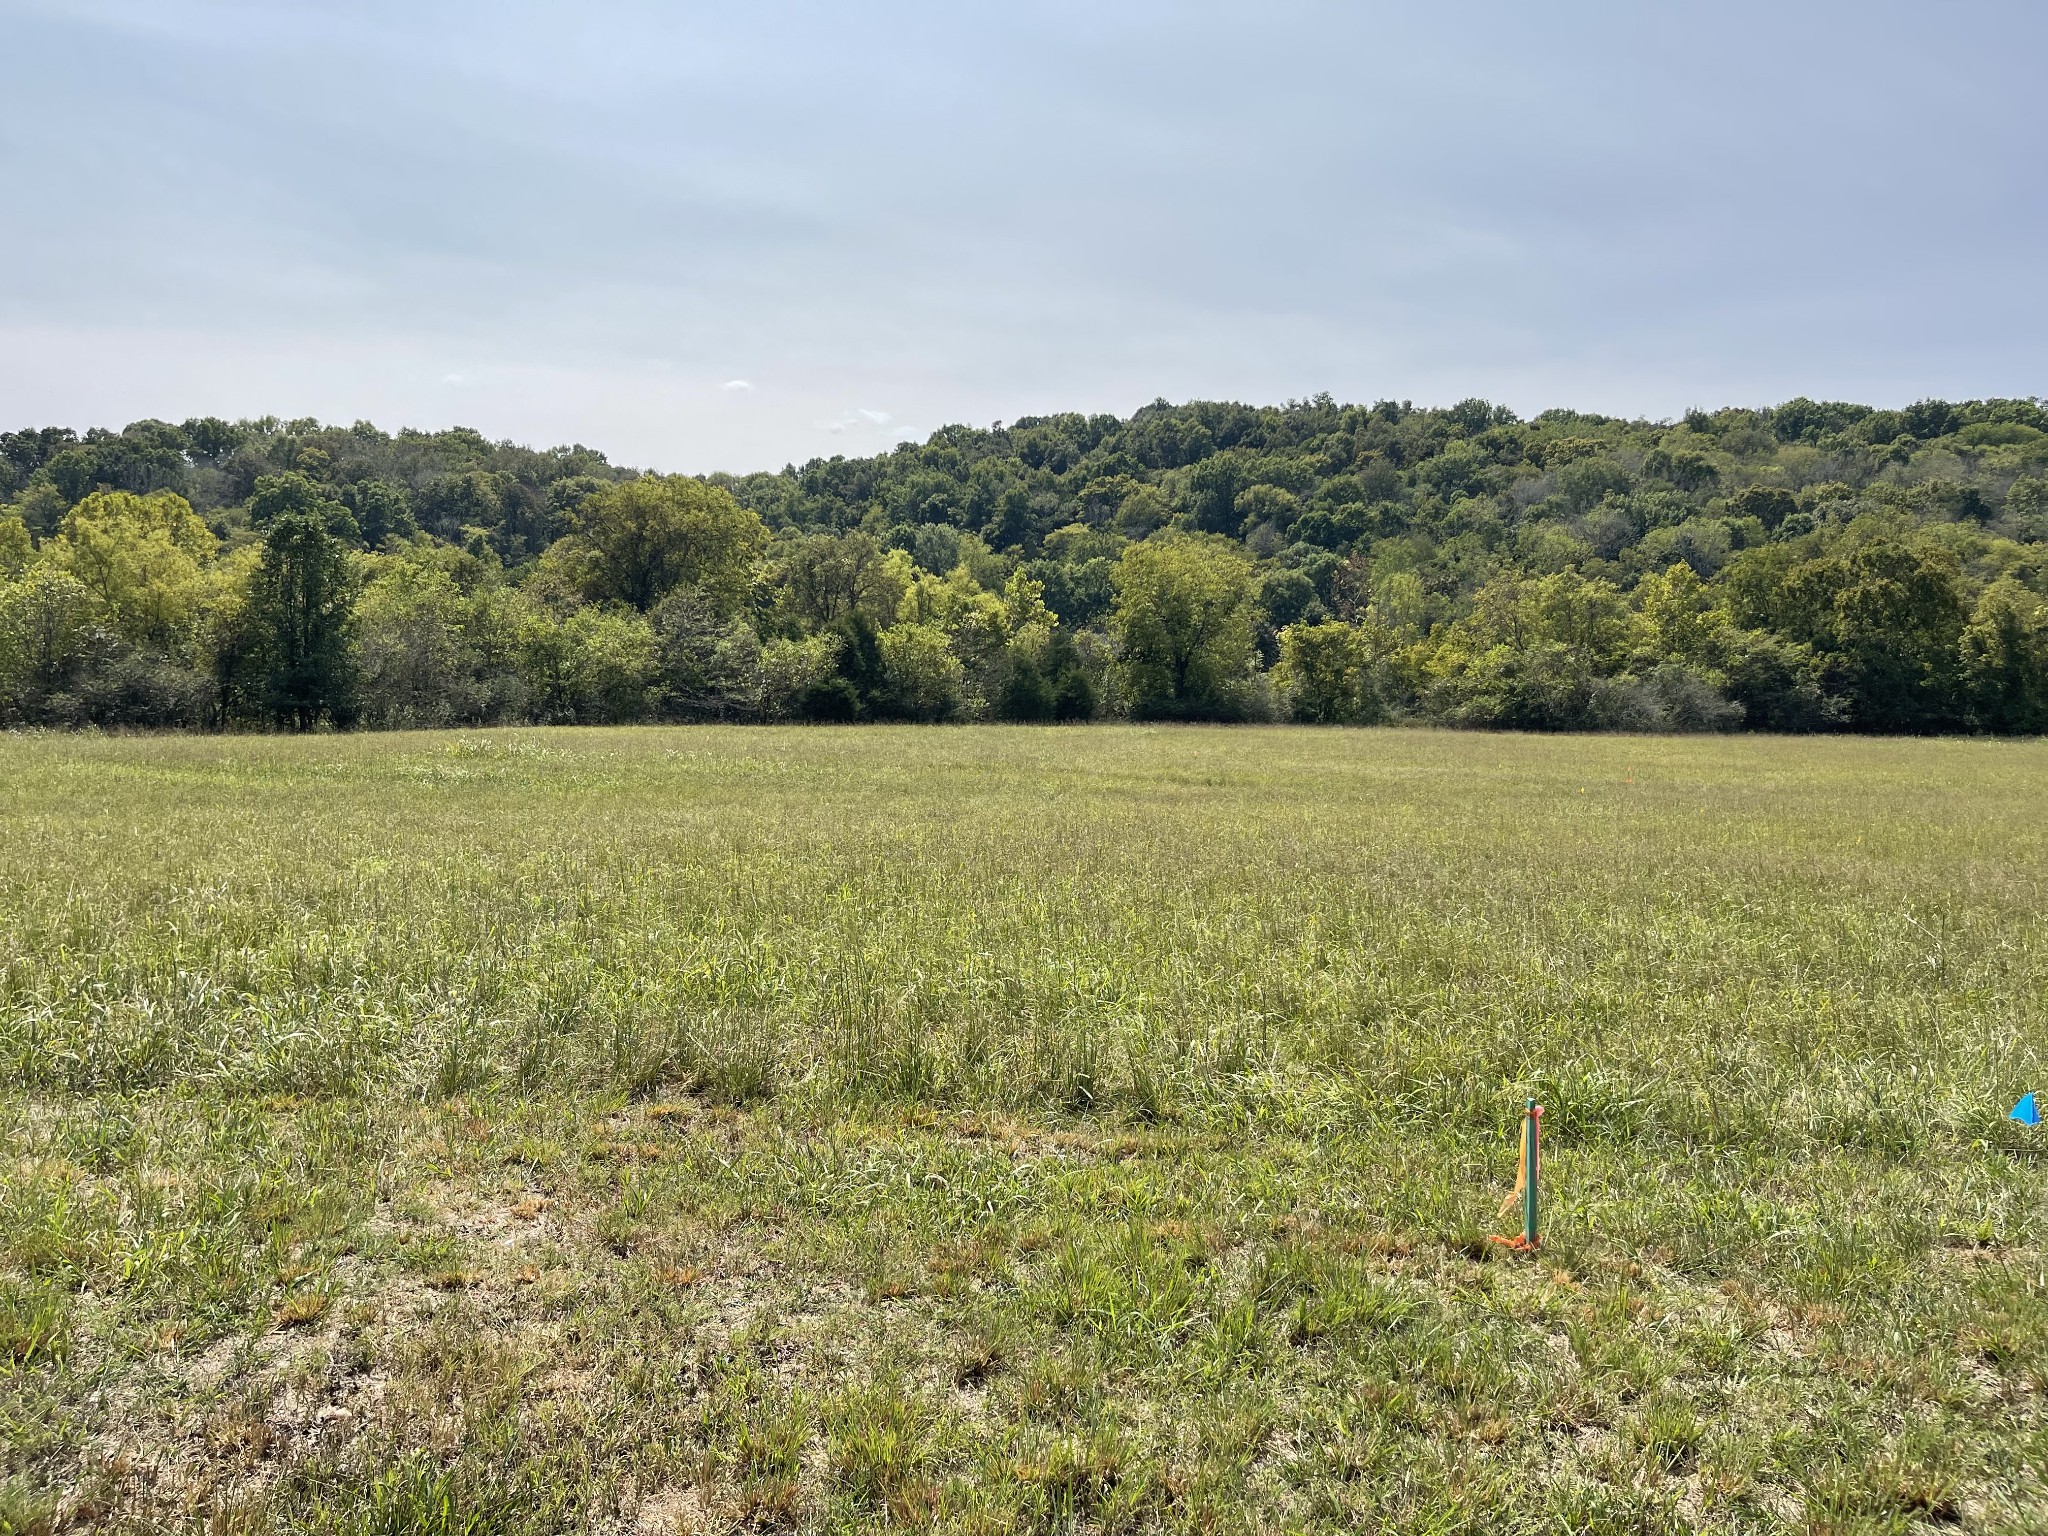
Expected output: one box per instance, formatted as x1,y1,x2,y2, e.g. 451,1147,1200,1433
2013,1093,2041,1126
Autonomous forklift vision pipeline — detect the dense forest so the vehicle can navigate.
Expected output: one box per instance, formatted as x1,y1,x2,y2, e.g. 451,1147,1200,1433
2,394,2046,733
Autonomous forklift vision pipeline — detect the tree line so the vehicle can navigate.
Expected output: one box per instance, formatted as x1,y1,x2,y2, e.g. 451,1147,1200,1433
2,395,2046,733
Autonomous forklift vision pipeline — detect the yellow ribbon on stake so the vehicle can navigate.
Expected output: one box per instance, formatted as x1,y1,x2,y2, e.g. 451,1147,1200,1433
1496,1113,1531,1219
1491,1100,1542,1251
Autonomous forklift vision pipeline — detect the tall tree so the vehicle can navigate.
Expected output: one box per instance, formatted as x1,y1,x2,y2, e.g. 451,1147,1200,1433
1110,534,1257,719
1780,537,1968,731
1960,578,2048,734
246,512,358,729
43,489,217,651
547,475,766,612
248,471,358,538
0,567,104,721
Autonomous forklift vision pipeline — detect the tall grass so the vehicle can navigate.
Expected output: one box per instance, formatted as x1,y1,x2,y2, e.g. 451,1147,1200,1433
3,728,2039,1132
1,725,2044,1532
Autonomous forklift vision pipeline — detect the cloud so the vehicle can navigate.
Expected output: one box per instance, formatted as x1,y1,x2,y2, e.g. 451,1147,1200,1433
720,378,753,392
821,406,897,434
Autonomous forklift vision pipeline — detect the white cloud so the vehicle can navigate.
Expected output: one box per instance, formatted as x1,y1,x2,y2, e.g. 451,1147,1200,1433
820,406,899,435
720,378,753,392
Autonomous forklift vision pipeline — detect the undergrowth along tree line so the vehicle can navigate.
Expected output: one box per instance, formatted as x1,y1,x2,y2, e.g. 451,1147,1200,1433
3,392,2047,732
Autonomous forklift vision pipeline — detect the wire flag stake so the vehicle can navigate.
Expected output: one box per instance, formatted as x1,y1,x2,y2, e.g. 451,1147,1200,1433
1491,1099,1543,1252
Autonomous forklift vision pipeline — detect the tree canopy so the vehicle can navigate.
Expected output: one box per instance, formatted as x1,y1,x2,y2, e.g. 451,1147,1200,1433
2,394,2047,732
1111,535,1258,720
539,474,766,614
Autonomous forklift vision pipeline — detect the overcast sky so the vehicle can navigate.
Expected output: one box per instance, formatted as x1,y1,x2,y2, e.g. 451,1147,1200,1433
2,0,2042,472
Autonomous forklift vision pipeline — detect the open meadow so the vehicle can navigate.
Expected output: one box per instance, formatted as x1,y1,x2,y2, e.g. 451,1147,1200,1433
1,724,2045,1534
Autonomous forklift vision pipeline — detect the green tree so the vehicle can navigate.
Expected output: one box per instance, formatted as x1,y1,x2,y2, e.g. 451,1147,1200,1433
1110,534,1257,719
819,612,889,720
342,479,419,548
1726,487,1799,532
1419,571,1648,730
354,559,494,727
547,475,766,612
0,512,30,576
997,652,1053,720
2008,476,2048,538
1042,628,1100,721
245,513,359,729
1715,629,1835,732
0,566,105,722
249,472,359,539
1635,562,1722,664
759,633,841,720
878,622,967,722
772,533,911,631
513,605,658,723
992,626,1097,723
559,608,659,722
1779,537,1968,731
1452,569,1642,663
1277,621,1385,724
1234,483,1300,536
415,470,512,547
1960,578,2048,734
1256,567,1325,631
651,588,764,721
1178,450,1259,534
43,489,218,651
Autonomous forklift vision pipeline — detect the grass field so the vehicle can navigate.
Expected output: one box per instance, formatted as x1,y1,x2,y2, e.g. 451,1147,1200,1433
1,725,2045,1534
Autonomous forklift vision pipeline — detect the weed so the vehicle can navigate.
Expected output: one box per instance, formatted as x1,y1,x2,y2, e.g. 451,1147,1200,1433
293,1454,518,1536
825,1382,932,1509
0,1479,61,1536
273,1291,330,1328
1628,1394,1704,1474
0,1283,69,1366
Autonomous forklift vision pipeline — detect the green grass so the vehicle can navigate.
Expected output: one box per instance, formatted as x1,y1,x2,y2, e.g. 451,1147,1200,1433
1,724,2044,1533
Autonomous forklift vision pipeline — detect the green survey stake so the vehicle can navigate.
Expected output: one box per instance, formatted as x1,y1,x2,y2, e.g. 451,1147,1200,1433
1522,1099,1542,1248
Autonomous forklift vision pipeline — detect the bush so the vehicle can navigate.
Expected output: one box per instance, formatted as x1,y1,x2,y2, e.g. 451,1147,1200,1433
75,650,215,727
1589,666,1743,733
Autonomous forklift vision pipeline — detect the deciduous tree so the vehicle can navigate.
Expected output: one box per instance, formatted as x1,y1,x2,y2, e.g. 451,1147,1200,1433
548,476,766,613
1111,534,1257,719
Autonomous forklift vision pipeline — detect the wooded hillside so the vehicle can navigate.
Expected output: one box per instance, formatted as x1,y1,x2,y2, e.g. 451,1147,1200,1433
3,394,2045,732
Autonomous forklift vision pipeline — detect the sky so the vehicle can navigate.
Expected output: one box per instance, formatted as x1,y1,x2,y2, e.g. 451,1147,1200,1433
1,0,2043,473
